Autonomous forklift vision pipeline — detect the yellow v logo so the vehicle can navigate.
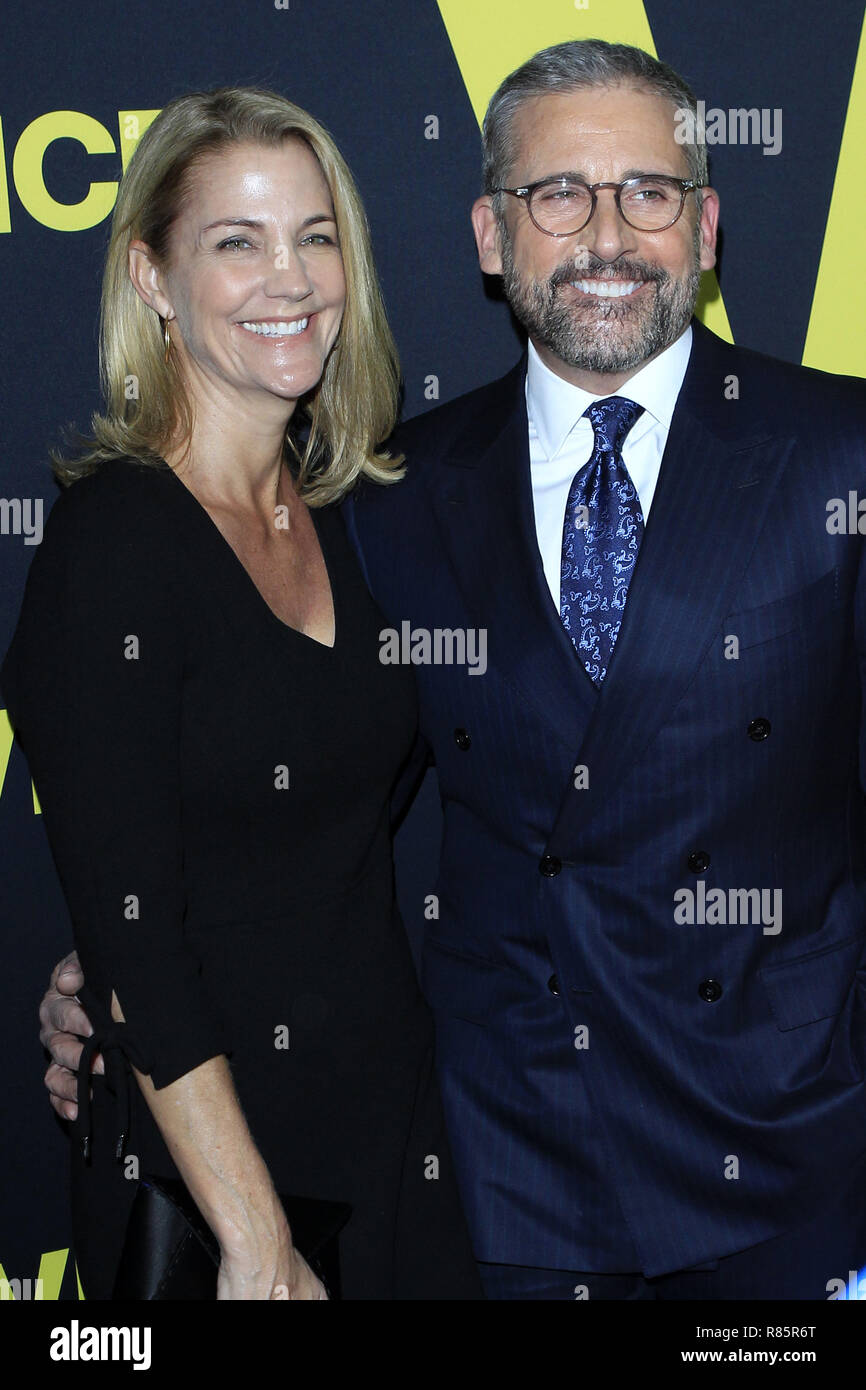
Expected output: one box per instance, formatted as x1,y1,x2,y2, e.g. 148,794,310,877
803,12,866,376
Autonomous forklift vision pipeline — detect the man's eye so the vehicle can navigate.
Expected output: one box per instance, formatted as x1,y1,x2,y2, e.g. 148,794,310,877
540,185,584,202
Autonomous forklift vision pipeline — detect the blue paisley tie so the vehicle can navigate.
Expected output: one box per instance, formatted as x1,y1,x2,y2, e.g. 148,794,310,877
560,396,645,685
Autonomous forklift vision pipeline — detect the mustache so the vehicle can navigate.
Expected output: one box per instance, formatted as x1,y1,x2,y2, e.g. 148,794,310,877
549,258,666,290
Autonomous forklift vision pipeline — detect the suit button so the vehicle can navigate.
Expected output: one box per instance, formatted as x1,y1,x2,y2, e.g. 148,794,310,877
698,979,723,1003
539,855,562,877
748,717,771,741
454,728,471,750
688,850,711,873
548,974,561,996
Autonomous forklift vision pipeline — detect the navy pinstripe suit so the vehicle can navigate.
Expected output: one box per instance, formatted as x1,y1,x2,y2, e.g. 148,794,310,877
343,317,866,1277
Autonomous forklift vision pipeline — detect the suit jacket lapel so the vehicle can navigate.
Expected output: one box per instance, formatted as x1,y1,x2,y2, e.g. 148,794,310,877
546,318,795,856
430,358,597,750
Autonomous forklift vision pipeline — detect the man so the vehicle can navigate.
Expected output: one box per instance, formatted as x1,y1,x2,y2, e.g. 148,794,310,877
42,39,866,1299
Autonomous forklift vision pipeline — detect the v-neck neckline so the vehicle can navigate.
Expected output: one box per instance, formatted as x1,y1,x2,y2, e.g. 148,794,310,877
160,459,339,652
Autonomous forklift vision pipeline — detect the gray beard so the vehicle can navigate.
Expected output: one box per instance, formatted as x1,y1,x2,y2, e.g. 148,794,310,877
499,227,703,374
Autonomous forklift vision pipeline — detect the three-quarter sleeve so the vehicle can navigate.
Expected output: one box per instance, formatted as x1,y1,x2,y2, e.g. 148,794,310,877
1,465,231,1088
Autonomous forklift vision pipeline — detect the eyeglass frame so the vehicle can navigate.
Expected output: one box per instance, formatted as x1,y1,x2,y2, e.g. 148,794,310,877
492,173,705,236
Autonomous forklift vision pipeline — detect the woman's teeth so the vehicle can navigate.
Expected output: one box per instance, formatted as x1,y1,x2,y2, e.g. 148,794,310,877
239,318,309,336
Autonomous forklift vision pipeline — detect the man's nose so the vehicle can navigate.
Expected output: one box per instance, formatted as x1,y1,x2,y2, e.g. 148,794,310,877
578,188,637,260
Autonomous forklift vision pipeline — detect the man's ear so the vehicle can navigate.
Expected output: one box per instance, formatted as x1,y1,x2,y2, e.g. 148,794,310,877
128,240,174,321
696,187,721,273
471,196,504,276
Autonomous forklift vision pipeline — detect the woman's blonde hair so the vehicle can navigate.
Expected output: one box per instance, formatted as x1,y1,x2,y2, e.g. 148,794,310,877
53,86,404,505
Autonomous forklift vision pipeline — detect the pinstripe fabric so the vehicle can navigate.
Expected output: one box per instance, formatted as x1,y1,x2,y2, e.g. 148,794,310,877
342,318,866,1276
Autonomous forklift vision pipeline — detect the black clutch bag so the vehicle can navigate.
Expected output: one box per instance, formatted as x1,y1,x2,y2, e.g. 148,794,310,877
113,1174,352,1300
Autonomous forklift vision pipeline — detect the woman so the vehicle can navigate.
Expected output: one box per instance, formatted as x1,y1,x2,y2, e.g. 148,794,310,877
1,87,481,1300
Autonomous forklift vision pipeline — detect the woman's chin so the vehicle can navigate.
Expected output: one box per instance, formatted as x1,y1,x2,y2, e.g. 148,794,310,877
256,365,325,403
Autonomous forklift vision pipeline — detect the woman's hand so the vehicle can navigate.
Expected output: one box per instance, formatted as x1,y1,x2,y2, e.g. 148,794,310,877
43,970,331,1299
218,1242,329,1300
216,1197,328,1299
121,1050,330,1303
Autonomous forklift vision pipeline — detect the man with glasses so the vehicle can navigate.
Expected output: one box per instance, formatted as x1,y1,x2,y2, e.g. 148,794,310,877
41,39,866,1300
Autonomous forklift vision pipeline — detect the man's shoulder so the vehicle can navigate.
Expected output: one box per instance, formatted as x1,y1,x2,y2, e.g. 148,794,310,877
693,321,866,429
392,358,526,460
348,360,525,521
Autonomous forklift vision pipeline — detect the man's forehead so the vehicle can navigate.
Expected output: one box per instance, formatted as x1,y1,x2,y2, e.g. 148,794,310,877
509,87,684,174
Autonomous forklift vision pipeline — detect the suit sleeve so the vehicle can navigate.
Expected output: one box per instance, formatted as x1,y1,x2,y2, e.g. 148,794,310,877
1,476,231,1089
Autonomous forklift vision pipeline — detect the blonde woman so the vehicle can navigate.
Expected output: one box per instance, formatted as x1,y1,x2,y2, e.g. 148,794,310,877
2,88,480,1300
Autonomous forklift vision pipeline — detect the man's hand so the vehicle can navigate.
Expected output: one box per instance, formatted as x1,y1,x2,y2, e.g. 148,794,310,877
40,950,100,1121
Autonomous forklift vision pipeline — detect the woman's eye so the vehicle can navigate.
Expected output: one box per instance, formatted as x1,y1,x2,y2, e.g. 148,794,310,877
217,236,253,251
300,233,337,247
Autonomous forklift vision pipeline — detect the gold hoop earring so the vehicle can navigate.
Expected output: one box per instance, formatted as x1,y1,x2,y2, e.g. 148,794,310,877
163,319,172,363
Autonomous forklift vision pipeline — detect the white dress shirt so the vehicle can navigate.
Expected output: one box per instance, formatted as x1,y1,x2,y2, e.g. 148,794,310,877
526,324,694,607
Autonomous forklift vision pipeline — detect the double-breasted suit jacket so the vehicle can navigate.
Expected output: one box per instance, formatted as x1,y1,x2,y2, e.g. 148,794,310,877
343,318,866,1275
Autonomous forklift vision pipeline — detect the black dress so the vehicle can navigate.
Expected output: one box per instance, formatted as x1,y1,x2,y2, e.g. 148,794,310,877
1,455,481,1300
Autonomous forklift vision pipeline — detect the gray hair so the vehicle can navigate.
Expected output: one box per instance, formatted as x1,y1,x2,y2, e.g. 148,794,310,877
482,39,707,214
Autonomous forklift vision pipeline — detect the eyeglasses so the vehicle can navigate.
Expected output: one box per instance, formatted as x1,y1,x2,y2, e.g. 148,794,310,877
493,174,703,236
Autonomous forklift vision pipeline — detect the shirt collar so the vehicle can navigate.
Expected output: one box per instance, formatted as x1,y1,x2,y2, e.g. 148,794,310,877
526,322,693,461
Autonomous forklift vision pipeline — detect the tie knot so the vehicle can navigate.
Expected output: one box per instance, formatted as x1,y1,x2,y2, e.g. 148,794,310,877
583,396,644,455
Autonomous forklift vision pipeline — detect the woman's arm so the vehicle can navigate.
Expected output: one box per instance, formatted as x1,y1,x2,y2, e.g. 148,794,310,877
110,993,321,1299
39,965,326,1296
4,468,322,1299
